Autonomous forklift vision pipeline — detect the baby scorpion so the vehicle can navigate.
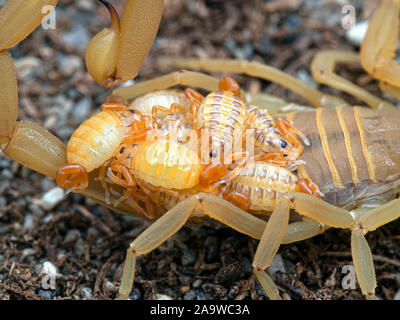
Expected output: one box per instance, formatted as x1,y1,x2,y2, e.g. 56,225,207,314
55,97,157,194
184,76,308,192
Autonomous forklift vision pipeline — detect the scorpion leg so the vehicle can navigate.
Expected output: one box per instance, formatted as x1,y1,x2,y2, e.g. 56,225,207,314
86,0,164,87
117,192,332,299
0,1,58,147
311,50,395,109
112,70,220,100
289,192,400,299
118,195,197,299
170,59,350,108
360,0,400,88
253,198,291,300
0,0,59,50
0,50,18,148
378,80,400,99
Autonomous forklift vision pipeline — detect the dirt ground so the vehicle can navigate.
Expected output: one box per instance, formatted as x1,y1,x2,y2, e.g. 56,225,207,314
0,0,399,300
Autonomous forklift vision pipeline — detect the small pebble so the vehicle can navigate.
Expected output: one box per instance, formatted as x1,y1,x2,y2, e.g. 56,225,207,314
196,292,207,300
38,289,54,300
283,14,302,29
74,238,86,257
181,249,197,266
269,254,287,274
224,38,237,55
260,34,271,54
297,69,318,89
42,261,58,278
81,287,92,299
42,214,54,223
72,96,92,122
23,214,35,230
64,229,81,243
40,187,65,210
183,289,197,300
59,55,83,77
192,279,203,288
346,21,368,46
76,0,95,10
62,25,90,50
238,43,254,60
15,57,42,81
155,294,173,300
29,203,44,217
104,281,117,293
0,159,10,168
0,197,6,207
41,178,56,192
129,287,142,300
1,169,12,179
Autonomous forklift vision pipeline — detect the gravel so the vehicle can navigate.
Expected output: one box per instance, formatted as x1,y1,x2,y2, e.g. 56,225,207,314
40,187,66,211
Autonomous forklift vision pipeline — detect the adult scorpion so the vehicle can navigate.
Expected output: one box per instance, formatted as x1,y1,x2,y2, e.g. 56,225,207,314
0,0,400,300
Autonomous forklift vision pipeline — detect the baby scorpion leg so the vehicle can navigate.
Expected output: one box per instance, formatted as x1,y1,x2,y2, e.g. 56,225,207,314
171,59,349,108
311,50,395,109
106,163,155,220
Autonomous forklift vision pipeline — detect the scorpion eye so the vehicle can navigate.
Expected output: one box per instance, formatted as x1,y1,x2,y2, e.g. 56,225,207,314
280,141,288,148
210,150,218,158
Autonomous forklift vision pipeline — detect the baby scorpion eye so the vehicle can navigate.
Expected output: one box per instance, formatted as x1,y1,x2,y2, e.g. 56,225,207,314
210,150,218,158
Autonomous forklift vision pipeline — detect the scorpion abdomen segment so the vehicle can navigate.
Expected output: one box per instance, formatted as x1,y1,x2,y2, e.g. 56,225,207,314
227,161,298,212
288,106,400,206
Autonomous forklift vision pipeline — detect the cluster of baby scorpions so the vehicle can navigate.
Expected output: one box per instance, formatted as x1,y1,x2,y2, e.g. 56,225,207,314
56,76,319,217
1,0,400,300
